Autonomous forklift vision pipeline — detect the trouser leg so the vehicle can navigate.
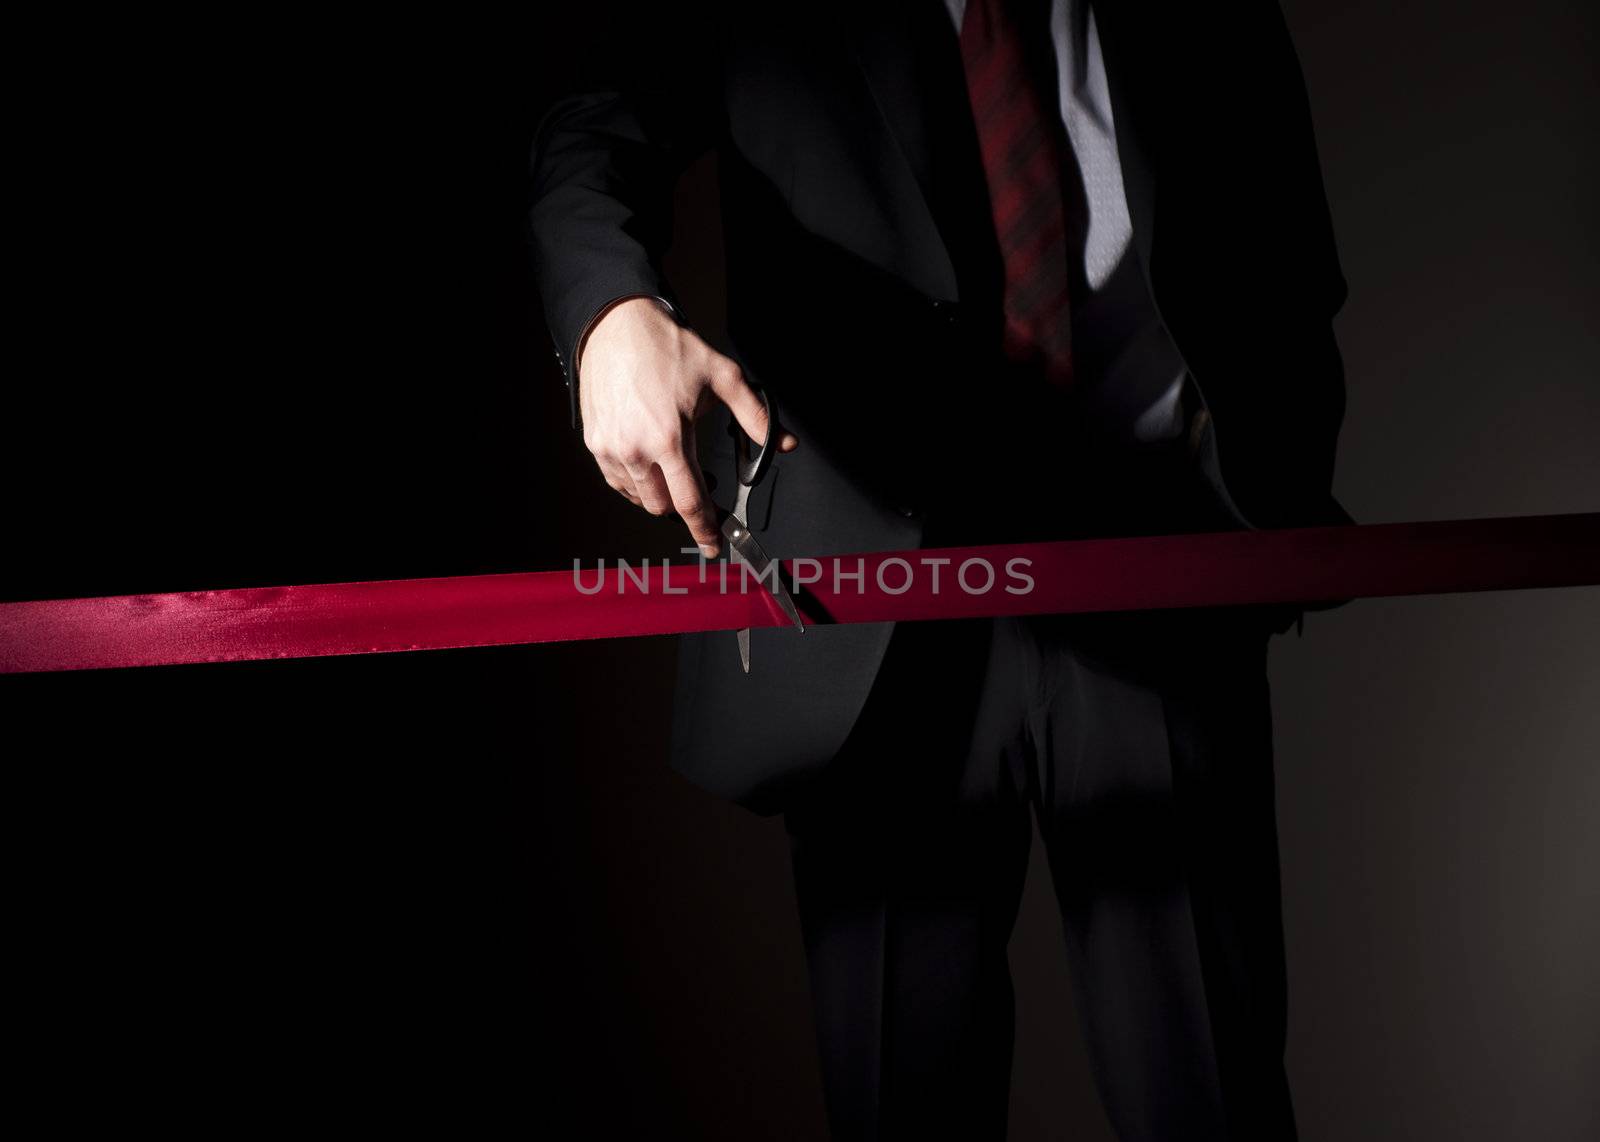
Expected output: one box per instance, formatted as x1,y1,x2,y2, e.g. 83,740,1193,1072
1026,608,1296,1142
783,617,1033,1141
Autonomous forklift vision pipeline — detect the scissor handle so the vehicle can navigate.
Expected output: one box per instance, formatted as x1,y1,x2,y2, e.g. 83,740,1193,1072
728,385,780,488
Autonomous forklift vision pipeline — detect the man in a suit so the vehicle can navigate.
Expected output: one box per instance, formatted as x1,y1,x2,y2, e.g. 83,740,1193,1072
530,2,1350,1137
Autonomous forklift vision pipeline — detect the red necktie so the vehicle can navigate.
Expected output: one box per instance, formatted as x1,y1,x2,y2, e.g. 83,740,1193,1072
959,0,1076,387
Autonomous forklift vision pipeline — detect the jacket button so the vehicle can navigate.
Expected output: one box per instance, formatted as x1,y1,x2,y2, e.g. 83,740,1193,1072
930,299,959,327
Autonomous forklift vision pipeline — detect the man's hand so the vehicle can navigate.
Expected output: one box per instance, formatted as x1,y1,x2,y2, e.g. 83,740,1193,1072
576,297,797,557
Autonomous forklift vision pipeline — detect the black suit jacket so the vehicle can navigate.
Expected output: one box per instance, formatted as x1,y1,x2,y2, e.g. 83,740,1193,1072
529,1,1353,812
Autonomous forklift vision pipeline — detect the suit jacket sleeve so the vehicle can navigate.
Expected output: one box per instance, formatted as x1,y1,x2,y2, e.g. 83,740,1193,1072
527,10,722,429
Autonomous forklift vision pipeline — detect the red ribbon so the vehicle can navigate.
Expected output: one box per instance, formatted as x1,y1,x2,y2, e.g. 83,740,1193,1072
2,514,1596,674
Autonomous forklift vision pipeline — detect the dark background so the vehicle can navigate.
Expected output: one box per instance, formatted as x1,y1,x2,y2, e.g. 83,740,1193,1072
3,2,1595,1137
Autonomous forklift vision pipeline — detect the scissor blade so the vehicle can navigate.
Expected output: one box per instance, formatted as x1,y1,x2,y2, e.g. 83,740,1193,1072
722,517,806,633
724,517,755,673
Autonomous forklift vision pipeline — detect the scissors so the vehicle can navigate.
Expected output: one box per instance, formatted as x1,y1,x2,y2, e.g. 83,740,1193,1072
721,387,805,672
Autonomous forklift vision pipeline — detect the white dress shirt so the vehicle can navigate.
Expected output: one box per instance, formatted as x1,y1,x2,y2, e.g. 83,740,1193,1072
944,0,1188,444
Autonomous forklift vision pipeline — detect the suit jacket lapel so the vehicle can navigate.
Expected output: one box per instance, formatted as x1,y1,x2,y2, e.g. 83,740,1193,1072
847,3,966,301
846,2,1156,309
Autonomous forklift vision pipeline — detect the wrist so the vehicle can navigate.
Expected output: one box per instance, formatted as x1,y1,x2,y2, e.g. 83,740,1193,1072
574,294,680,378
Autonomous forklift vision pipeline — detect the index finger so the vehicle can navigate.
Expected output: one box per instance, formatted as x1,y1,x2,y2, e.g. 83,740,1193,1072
659,437,722,559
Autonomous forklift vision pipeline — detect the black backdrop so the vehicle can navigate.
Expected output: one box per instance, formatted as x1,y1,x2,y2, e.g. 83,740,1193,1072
3,4,1595,1138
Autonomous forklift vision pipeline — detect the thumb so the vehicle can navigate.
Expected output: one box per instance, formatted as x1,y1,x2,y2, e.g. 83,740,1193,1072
707,359,798,452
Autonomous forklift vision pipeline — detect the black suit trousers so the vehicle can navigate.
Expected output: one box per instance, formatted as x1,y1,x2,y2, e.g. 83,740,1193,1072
783,438,1297,1142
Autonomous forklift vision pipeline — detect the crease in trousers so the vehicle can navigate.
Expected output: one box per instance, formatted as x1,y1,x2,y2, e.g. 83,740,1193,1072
783,427,1298,1141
